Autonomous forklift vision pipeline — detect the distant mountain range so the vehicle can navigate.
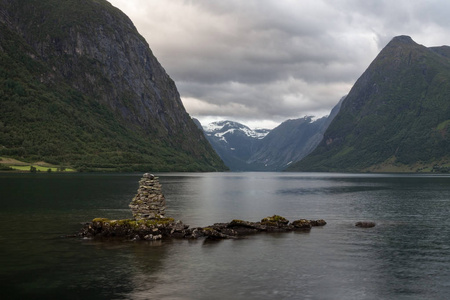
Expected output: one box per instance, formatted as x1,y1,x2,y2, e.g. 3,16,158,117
2,4,447,175
197,97,342,171
288,36,450,172
0,0,227,171
201,35,450,173
196,120,270,171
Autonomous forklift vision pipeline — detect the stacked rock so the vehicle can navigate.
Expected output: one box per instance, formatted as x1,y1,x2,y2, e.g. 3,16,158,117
129,173,166,220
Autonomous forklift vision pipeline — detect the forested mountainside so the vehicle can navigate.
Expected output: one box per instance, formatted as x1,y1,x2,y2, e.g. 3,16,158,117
289,36,450,172
0,0,227,171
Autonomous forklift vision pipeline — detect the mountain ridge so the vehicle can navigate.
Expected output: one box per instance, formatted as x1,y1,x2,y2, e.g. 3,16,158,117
0,0,227,171
200,97,342,171
203,120,270,141
200,120,268,171
289,35,450,172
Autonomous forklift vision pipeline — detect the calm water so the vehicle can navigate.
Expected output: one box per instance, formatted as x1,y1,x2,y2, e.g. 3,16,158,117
1,172,450,299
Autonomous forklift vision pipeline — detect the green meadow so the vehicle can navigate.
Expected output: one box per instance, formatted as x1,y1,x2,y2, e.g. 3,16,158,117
0,157,75,172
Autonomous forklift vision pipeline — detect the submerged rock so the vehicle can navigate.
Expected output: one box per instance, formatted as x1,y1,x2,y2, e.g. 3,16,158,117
310,219,327,226
355,221,376,228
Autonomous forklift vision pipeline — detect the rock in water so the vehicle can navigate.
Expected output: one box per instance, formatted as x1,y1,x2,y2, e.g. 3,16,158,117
77,174,328,241
355,221,376,228
129,173,166,220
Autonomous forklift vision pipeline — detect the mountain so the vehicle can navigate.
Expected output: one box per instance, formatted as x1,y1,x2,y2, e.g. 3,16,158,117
0,0,227,172
245,116,326,170
248,97,343,170
200,99,342,171
201,120,270,171
289,36,450,172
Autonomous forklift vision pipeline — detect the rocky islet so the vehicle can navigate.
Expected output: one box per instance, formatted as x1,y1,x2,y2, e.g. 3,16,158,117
78,173,327,241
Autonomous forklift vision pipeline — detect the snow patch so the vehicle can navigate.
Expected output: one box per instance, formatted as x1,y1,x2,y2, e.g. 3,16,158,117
203,122,226,132
203,120,270,139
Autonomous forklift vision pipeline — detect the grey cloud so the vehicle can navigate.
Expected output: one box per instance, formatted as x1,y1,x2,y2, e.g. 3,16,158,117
109,0,450,128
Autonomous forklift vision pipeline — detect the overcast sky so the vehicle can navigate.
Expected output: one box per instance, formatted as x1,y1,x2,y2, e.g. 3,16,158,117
108,0,450,129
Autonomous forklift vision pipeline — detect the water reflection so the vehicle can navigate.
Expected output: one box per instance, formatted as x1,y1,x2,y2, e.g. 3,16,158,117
347,176,450,298
1,172,450,299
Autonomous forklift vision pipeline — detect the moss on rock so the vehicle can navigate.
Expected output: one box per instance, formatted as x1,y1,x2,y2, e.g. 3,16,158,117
261,215,289,226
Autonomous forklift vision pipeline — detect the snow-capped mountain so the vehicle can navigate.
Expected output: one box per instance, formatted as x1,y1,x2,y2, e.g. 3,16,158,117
200,121,270,171
203,121,270,143
194,98,343,171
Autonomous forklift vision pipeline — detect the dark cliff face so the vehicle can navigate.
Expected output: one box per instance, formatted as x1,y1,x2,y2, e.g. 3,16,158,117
6,0,193,135
0,0,227,171
289,35,450,172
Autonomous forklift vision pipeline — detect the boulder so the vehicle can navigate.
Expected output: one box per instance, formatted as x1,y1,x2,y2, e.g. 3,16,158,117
310,219,327,226
291,219,312,229
261,215,289,226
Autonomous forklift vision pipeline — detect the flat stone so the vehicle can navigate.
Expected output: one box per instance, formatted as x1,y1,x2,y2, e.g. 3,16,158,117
143,173,155,179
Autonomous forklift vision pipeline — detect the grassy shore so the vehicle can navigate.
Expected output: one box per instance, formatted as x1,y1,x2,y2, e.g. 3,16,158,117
0,157,76,172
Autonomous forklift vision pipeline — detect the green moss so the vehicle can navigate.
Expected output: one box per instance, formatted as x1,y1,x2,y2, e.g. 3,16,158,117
91,217,175,231
142,217,175,227
108,219,138,228
92,217,110,223
291,219,311,228
231,219,244,223
261,215,288,225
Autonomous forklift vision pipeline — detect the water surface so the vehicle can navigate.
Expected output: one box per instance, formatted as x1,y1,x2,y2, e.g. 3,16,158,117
1,172,450,299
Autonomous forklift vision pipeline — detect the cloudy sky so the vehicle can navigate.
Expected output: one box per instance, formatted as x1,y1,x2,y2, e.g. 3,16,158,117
108,0,450,129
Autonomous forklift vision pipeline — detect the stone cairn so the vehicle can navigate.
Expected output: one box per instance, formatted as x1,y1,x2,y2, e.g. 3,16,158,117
78,173,327,241
129,173,166,220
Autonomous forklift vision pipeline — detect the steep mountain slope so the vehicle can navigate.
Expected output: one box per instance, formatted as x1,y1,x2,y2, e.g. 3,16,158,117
249,97,343,171
200,98,342,171
289,36,450,172
201,120,270,171
246,116,326,170
0,0,227,171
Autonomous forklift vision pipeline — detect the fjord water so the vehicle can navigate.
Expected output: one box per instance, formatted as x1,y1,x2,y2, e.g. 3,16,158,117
1,173,450,299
